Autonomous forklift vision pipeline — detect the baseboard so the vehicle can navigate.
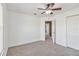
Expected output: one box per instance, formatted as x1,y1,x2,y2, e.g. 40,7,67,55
0,48,8,56
40,38,45,41
40,39,45,41
56,42,67,47
2,48,8,56
8,39,41,48
1,48,8,56
0,49,4,56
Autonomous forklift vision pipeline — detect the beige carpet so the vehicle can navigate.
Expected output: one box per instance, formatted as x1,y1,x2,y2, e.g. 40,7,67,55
7,40,79,56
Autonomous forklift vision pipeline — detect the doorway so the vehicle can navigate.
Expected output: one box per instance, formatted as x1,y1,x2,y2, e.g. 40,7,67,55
45,21,52,40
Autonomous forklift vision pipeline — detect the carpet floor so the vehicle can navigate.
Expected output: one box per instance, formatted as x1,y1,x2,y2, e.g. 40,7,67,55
7,40,79,56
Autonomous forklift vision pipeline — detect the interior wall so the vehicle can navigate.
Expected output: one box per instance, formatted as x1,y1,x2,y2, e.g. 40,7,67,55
8,11,40,47
2,4,9,56
40,7,79,48
0,3,3,56
54,7,79,47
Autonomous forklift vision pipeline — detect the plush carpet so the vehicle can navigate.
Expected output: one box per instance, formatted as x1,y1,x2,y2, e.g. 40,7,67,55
7,40,79,56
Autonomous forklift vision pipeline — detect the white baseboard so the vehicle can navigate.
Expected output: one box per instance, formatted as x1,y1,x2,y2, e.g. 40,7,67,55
56,42,67,47
2,48,8,56
8,39,41,48
0,49,4,56
0,48,8,56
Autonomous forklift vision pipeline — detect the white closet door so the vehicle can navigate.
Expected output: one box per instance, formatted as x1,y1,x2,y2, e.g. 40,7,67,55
67,15,79,50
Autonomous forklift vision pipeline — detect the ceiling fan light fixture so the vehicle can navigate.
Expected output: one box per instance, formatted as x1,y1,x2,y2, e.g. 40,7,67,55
45,10,51,14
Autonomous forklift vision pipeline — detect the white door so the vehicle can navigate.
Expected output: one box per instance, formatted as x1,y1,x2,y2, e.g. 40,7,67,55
67,15,79,50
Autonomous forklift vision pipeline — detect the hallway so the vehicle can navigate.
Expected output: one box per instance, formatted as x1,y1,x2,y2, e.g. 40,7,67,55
7,40,79,56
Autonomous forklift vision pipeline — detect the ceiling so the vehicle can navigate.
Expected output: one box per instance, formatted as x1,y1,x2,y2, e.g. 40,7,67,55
6,3,79,16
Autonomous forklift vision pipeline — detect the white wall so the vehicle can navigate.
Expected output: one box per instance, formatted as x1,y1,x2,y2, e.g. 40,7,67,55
2,4,9,56
0,3,3,55
40,7,79,48
8,11,40,47
55,7,79,47
2,4,79,54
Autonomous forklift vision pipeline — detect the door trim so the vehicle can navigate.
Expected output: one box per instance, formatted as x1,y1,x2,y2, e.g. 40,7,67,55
45,21,52,37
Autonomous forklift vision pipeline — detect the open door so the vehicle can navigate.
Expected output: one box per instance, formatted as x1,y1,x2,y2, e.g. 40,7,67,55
45,21,52,40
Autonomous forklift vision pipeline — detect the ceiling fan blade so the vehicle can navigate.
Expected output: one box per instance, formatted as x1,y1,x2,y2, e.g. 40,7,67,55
46,3,55,9
38,3,55,10
38,8,46,10
41,12,45,14
50,3,55,7
46,4,50,9
52,8,62,10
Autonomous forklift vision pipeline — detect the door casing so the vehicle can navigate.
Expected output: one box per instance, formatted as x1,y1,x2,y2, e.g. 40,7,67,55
45,21,52,37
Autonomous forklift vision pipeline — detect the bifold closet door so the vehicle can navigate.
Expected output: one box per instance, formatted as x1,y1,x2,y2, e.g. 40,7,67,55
67,15,79,50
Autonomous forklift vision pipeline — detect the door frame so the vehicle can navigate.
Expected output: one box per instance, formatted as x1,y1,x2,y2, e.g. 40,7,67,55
45,21,52,37
45,20,56,43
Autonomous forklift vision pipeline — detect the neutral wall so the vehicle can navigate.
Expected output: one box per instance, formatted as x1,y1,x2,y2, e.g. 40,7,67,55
40,7,79,49
55,7,79,47
2,4,9,56
8,11,40,47
0,3,3,55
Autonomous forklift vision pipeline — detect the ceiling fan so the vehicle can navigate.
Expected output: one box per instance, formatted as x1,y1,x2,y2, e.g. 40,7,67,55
38,3,62,14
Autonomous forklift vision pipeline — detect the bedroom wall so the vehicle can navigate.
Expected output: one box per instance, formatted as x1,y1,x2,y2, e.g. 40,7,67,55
8,11,40,47
40,7,79,48
55,7,79,47
2,3,9,56
0,3,3,56
0,3,9,56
